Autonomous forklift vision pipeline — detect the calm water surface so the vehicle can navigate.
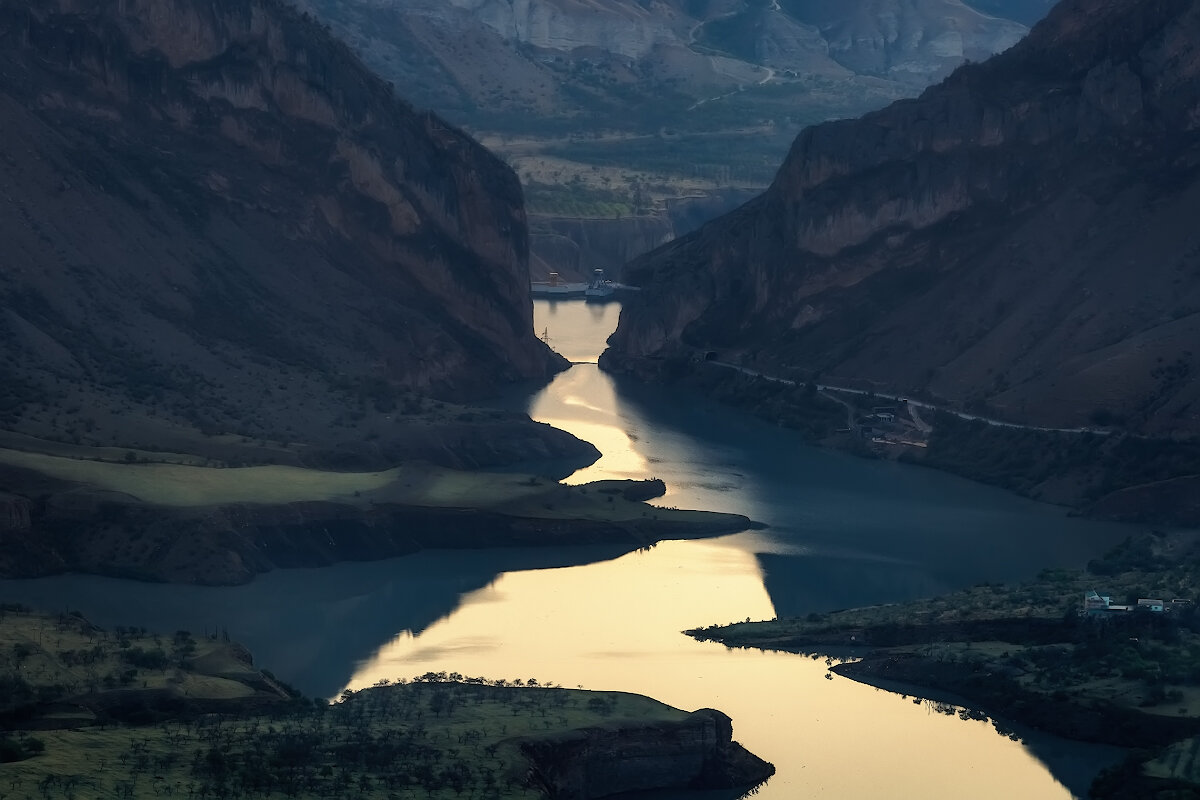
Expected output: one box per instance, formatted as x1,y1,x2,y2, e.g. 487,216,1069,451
0,300,1142,798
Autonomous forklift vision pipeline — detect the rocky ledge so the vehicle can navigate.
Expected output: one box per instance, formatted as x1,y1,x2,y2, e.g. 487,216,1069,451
521,708,775,799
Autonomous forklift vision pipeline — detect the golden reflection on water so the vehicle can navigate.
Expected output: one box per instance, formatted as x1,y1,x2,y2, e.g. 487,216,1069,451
340,300,1085,798
342,539,1076,799
540,418,650,484
526,351,654,484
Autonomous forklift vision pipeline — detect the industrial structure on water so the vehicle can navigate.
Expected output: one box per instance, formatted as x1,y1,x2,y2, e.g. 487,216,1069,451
530,269,634,302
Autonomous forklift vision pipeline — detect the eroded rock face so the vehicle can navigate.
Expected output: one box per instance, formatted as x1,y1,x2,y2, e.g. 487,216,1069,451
521,708,774,799
0,0,564,448
298,0,1032,141
446,0,682,60
607,0,1200,435
529,216,675,281
0,493,31,533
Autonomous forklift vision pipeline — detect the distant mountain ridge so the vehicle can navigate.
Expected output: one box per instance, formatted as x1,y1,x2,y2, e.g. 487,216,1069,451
961,0,1057,26
298,0,1041,284
302,0,1031,134
0,0,574,458
605,0,1200,437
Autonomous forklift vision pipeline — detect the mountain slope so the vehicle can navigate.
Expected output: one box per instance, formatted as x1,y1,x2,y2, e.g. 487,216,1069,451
961,0,1058,26
304,0,1028,134
0,0,571,457
299,0,1035,282
605,0,1200,437
293,0,1037,284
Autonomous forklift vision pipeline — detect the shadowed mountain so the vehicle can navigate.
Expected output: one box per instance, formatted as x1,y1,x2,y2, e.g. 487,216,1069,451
0,0,584,463
606,0,1200,440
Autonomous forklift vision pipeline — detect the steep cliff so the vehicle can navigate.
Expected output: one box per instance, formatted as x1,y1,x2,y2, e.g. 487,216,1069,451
529,215,675,281
521,707,774,798
297,0,1034,299
527,191,762,282
0,0,570,453
0,492,31,533
607,0,1200,436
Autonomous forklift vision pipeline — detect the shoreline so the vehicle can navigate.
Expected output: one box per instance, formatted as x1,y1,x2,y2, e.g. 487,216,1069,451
0,457,757,585
686,533,1200,798
598,351,1200,527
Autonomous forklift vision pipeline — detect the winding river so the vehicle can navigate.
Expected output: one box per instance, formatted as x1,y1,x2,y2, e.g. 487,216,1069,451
0,300,1144,798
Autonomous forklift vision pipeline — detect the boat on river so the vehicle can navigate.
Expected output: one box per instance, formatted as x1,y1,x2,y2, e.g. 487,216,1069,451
585,268,616,302
531,268,638,301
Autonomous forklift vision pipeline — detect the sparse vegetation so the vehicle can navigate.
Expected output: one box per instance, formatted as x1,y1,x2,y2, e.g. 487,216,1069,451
0,609,707,800
671,365,847,442
689,531,1200,797
915,415,1200,520
0,442,750,583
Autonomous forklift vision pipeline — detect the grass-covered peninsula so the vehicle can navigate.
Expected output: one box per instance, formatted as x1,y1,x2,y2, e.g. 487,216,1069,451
688,531,1200,798
0,607,773,799
0,439,756,585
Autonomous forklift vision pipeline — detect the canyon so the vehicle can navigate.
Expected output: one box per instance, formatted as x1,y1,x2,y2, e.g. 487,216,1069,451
299,0,1043,278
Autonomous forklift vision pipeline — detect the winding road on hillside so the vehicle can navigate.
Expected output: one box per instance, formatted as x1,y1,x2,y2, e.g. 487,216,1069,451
684,4,776,111
708,360,1112,437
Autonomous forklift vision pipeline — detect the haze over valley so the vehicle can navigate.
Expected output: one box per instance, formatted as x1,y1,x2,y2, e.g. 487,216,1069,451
297,0,1043,277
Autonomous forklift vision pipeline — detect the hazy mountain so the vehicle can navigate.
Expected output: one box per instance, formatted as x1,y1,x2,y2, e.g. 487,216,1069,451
0,0,579,460
961,0,1058,26
605,0,1200,437
297,0,1036,280
303,0,1029,134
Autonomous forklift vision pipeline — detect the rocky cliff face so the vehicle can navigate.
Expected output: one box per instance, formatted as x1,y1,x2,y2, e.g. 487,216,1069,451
607,0,1200,435
779,0,1027,82
521,708,774,799
528,191,760,282
446,0,683,61
0,0,566,451
0,492,31,533
529,216,675,281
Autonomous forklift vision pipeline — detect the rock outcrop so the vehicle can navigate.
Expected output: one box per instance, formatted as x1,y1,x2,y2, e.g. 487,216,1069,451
606,0,1200,436
529,216,675,281
527,190,760,282
0,492,31,533
0,0,566,452
521,707,774,799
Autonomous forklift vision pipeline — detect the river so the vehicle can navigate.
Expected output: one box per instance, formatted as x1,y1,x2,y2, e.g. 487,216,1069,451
0,299,1140,798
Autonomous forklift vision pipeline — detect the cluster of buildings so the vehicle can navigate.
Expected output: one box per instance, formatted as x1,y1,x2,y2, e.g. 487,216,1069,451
1083,590,1193,616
